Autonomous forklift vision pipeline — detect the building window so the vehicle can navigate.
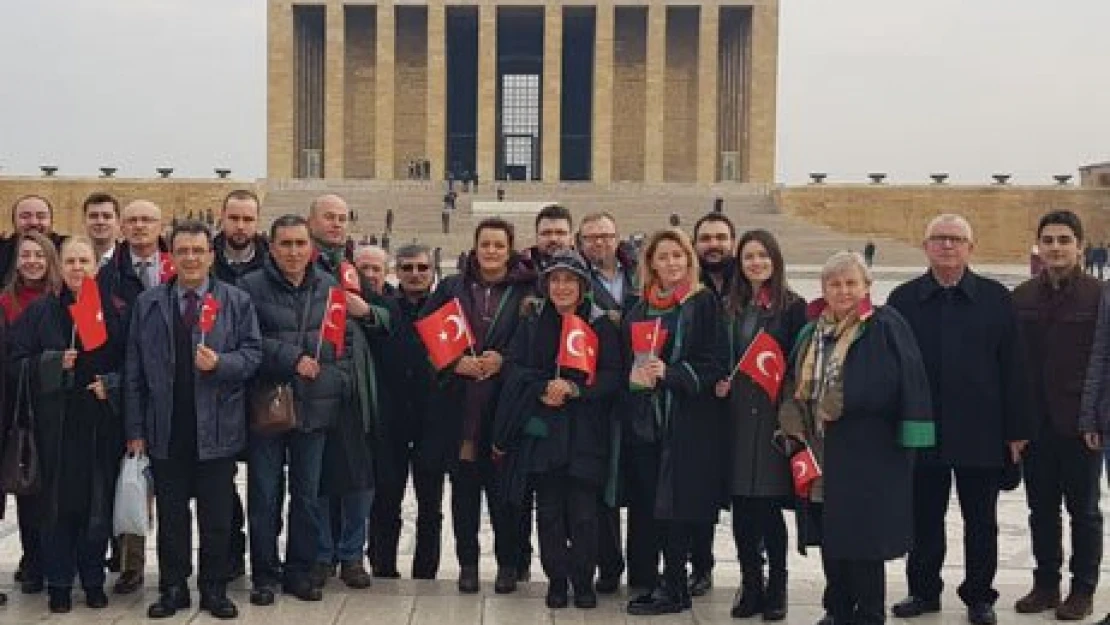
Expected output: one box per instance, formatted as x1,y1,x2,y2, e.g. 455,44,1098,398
501,73,540,180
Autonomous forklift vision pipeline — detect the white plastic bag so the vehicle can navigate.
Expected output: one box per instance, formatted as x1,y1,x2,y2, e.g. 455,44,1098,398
113,454,150,537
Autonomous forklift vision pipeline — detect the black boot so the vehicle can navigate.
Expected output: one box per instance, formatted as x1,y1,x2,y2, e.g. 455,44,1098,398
200,585,240,619
48,587,72,614
762,570,787,621
627,574,687,616
731,568,766,618
147,585,190,619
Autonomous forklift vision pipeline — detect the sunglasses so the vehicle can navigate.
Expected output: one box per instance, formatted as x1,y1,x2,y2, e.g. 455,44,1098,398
400,263,431,272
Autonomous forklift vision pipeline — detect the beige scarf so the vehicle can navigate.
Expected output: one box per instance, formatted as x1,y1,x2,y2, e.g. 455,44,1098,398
794,308,865,424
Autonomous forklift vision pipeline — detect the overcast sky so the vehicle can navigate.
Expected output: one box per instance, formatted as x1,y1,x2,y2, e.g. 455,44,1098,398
1,0,1107,184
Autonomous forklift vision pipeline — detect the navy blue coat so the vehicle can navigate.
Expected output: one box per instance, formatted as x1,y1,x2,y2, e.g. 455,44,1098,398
124,279,262,461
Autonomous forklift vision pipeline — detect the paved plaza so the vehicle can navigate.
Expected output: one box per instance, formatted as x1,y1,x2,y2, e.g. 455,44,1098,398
1,267,1107,624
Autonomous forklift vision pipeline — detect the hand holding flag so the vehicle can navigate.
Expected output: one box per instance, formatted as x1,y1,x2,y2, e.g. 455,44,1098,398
318,287,347,359
68,276,107,351
415,297,475,370
198,293,220,345
557,313,598,385
791,444,822,498
733,330,786,401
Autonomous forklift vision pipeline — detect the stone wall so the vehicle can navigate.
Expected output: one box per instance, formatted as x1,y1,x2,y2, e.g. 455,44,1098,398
663,7,698,183
0,178,257,235
612,7,647,182
776,184,1110,262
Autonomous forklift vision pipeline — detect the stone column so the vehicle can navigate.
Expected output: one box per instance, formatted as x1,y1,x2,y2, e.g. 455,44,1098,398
375,0,396,180
324,2,346,178
267,0,295,178
477,1,498,183
592,0,614,184
541,3,562,182
745,2,779,184
426,0,447,181
644,1,666,183
696,2,719,184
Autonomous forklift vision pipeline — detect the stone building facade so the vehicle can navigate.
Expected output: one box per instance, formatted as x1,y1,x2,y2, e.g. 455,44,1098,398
267,0,779,184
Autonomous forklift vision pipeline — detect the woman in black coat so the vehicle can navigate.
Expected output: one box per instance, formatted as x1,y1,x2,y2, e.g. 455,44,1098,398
8,237,125,613
417,217,537,594
621,228,727,616
718,230,806,621
492,251,621,610
778,251,935,625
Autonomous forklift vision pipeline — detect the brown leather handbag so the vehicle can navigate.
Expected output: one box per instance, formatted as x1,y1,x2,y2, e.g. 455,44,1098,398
249,290,312,435
1,362,41,496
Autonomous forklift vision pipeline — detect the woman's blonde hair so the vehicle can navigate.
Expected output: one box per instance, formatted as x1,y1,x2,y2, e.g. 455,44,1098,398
1,232,62,315
637,228,701,295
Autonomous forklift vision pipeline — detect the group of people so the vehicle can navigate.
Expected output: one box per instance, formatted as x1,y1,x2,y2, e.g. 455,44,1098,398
0,191,1106,625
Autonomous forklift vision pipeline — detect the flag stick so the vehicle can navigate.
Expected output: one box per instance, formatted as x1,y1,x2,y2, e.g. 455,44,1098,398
648,317,662,355
314,331,324,361
725,334,758,384
70,326,77,350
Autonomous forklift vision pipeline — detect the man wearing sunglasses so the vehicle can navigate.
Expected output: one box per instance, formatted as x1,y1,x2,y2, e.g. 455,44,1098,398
1012,210,1104,621
367,244,445,579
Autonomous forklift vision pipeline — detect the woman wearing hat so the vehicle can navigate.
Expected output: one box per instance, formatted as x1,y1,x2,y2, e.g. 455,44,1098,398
493,250,622,609
621,228,728,616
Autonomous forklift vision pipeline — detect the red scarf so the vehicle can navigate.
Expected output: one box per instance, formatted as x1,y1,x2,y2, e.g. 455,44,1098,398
645,280,692,310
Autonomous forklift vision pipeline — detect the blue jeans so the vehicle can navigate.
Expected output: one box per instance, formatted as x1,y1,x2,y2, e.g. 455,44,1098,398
248,429,326,587
318,490,373,564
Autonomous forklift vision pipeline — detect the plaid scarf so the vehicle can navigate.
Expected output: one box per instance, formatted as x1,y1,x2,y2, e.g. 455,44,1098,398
795,307,865,425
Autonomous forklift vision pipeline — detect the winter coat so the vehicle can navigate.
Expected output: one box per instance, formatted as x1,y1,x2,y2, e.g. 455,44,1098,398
492,301,622,505
725,295,807,500
1013,267,1102,437
1080,281,1110,435
887,271,1033,467
619,288,728,522
415,252,537,472
212,233,268,284
97,238,169,317
780,305,934,561
9,287,125,531
123,279,262,461
237,258,355,433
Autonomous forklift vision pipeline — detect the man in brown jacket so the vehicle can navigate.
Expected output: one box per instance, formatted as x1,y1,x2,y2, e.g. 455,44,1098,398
1012,210,1103,621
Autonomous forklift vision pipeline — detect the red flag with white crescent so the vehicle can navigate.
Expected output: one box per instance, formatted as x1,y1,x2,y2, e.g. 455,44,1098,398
158,251,176,283
629,320,668,357
339,261,361,293
791,445,822,498
737,330,785,401
415,297,475,370
68,276,107,351
321,287,347,357
198,293,220,333
557,313,598,385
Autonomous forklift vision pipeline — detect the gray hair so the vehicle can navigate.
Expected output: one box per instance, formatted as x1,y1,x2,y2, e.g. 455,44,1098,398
821,251,873,285
354,244,388,264
924,213,974,242
395,243,431,261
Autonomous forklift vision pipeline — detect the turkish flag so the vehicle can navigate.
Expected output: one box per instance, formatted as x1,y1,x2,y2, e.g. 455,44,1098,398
791,445,822,498
198,293,220,333
415,297,475,370
321,287,347,357
629,319,668,356
737,330,786,401
159,251,176,283
68,276,107,351
339,261,361,293
557,314,599,385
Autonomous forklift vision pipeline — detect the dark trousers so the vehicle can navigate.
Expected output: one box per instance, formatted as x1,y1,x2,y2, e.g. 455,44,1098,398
518,489,535,573
661,520,695,587
230,464,247,568
151,455,236,590
1024,432,1103,593
369,440,445,578
690,522,715,575
823,554,886,625
535,473,598,586
248,429,326,587
906,464,1000,605
16,495,42,582
450,458,519,567
624,444,662,588
41,512,109,590
597,502,624,580
732,496,787,579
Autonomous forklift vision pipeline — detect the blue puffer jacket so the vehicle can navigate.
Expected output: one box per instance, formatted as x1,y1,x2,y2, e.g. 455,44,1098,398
124,279,263,461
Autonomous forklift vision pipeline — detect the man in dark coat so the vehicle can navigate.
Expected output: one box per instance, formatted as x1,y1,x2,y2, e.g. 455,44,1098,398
686,212,737,596
1012,210,1104,621
0,194,67,284
887,214,1032,625
212,189,268,285
124,221,262,619
368,244,444,580
239,215,360,605
578,211,638,594
97,199,169,595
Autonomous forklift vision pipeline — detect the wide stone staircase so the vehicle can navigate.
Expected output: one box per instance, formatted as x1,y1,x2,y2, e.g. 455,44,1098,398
260,180,925,266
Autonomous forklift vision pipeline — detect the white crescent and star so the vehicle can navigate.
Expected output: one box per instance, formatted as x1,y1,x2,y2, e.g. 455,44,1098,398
566,329,586,357
444,314,466,341
344,267,359,288
324,302,344,329
793,459,808,480
755,350,782,381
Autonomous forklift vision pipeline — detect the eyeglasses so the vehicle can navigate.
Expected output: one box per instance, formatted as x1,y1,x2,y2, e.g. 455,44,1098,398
926,234,969,246
581,233,617,242
399,263,431,272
